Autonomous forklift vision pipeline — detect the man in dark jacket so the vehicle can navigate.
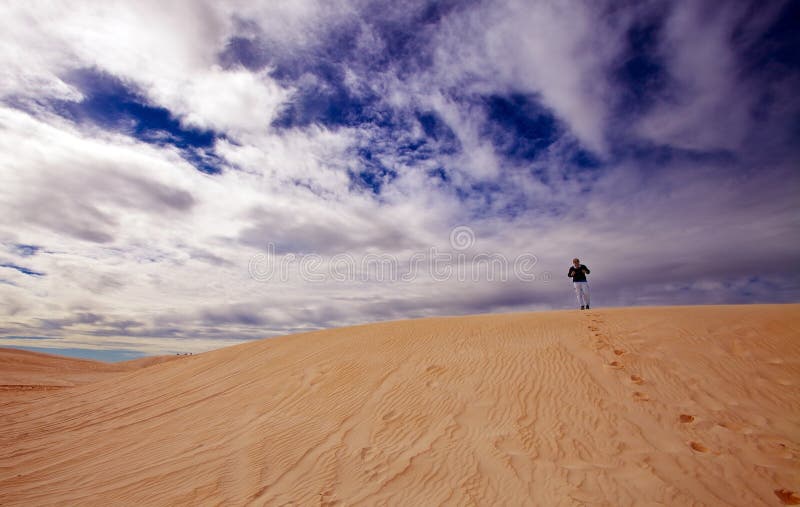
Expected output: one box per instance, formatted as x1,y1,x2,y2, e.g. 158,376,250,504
568,258,591,309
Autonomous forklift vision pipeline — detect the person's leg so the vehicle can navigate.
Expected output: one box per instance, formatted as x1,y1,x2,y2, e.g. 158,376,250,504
575,282,588,308
573,283,583,308
578,283,589,308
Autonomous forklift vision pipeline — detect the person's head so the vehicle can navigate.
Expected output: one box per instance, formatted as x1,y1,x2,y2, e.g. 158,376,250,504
572,258,580,266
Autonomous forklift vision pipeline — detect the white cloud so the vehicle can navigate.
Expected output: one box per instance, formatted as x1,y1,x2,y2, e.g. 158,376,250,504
634,1,789,152
480,0,623,154
155,67,291,134
410,0,630,155
0,1,290,134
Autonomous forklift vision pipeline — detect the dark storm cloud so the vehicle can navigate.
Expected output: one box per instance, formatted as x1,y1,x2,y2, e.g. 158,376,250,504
200,304,270,327
37,312,105,330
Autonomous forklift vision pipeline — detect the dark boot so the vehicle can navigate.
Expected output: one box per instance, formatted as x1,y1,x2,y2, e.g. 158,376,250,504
580,305,585,310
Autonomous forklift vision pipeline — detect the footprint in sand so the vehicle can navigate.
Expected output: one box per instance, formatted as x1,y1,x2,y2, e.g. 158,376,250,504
606,361,624,370
757,438,799,459
319,489,339,507
613,349,625,356
689,441,708,453
774,489,800,505
630,375,644,384
715,421,744,432
426,364,446,375
359,447,373,460
632,391,650,401
425,364,447,388
679,414,695,423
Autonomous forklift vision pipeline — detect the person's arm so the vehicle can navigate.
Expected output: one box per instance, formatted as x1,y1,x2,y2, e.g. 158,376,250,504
582,265,590,274
568,267,574,278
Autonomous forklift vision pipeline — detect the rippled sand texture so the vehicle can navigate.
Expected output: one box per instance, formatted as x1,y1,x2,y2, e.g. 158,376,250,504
1,305,798,506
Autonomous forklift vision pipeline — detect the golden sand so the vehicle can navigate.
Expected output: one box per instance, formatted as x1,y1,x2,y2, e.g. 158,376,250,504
1,305,798,506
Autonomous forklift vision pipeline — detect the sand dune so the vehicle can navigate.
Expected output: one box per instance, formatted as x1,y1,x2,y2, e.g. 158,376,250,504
0,348,179,387
115,354,185,370
0,348,126,390
0,348,181,407
1,305,798,506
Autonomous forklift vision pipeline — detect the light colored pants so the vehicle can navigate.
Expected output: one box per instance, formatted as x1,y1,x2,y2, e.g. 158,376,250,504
573,282,590,307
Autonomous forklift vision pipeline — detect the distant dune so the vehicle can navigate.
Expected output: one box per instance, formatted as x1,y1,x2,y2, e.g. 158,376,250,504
0,347,125,389
1,305,798,506
0,348,180,407
0,347,178,387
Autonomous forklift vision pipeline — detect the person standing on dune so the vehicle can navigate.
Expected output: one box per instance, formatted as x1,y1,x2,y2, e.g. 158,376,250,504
568,258,591,310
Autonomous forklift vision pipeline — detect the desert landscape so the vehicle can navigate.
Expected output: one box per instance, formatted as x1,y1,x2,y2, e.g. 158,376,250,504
3,1,799,505
1,304,798,506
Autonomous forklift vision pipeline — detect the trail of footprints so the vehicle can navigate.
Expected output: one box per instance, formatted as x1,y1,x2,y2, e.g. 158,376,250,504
585,312,800,505
588,314,717,456
588,318,641,388
586,313,650,403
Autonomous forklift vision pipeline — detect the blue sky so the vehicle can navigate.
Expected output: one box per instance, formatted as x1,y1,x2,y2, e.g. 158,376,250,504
0,0,798,359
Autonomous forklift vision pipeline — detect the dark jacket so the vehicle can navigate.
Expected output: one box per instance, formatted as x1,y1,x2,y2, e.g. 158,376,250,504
568,264,590,282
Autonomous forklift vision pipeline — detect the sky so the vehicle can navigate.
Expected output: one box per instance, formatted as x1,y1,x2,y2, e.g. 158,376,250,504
0,0,798,359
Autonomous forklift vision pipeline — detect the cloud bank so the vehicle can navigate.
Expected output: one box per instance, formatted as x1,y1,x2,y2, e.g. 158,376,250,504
0,0,798,355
